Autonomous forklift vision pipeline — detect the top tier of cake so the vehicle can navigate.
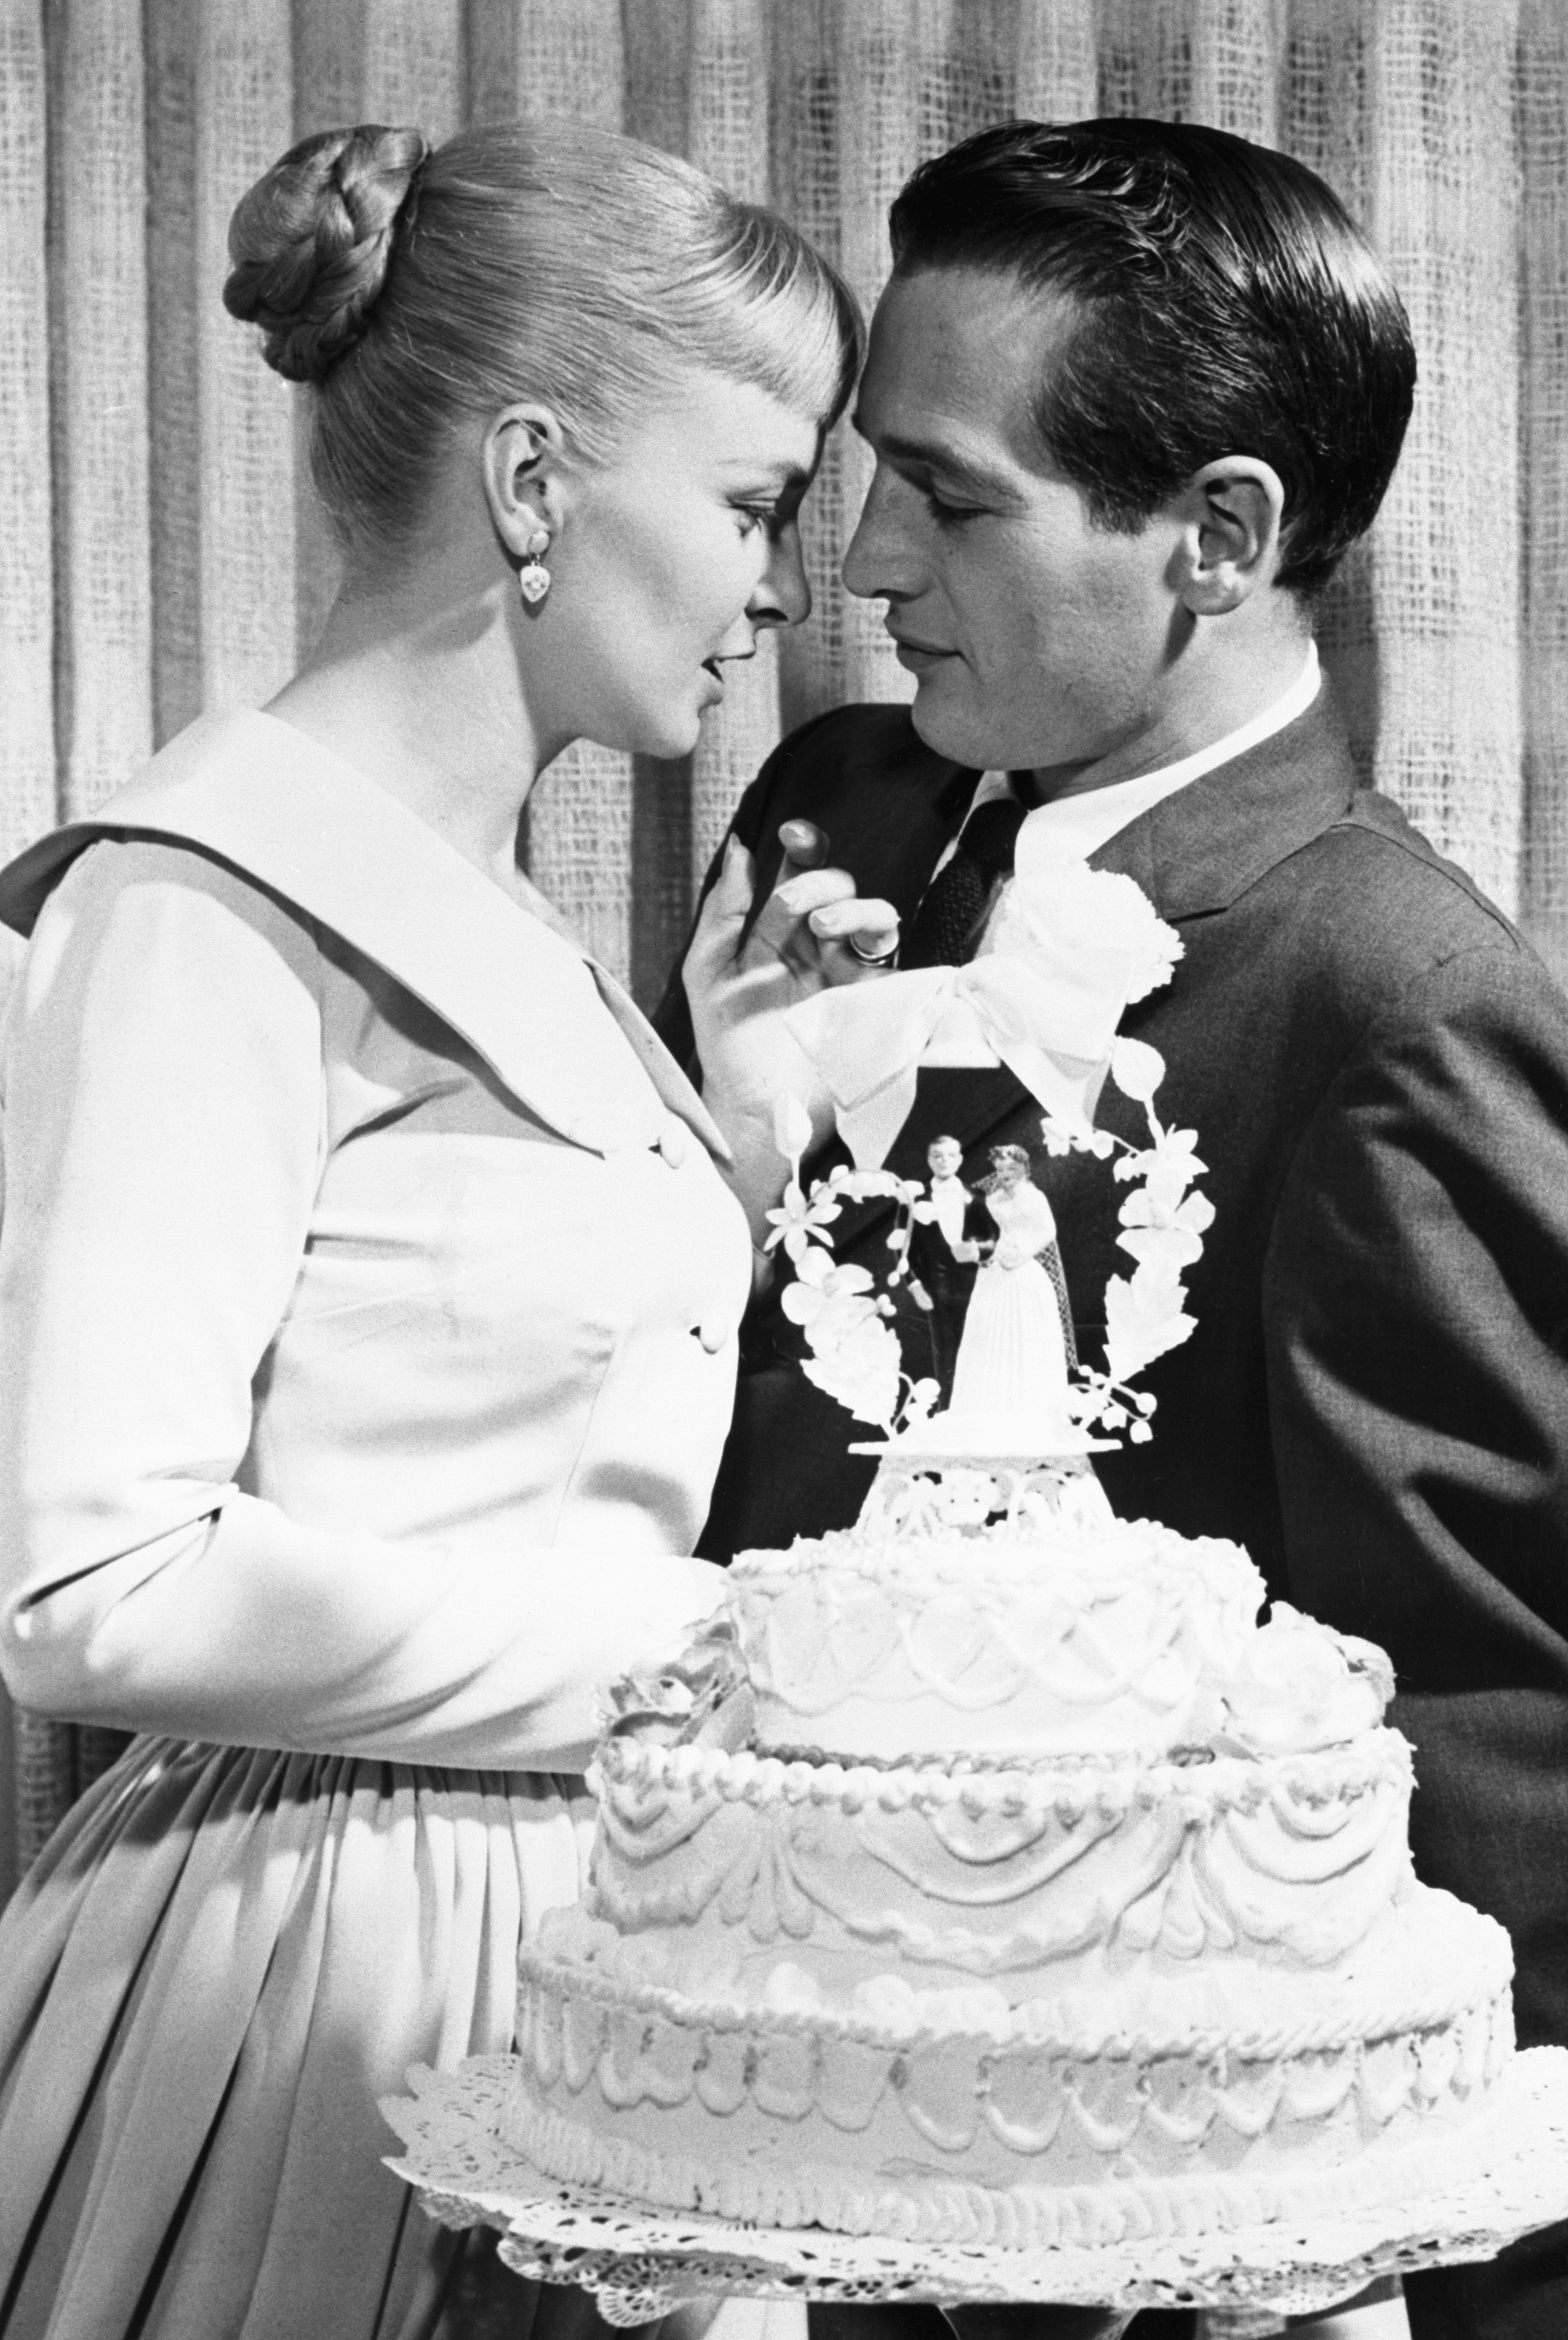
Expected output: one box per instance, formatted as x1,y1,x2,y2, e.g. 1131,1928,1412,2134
730,1520,1390,1762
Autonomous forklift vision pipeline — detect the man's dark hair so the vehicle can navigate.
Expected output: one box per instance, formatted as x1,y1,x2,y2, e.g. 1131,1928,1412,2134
889,119,1417,597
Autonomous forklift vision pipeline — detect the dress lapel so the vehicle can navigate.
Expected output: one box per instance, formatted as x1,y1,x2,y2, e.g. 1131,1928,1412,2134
0,709,728,1163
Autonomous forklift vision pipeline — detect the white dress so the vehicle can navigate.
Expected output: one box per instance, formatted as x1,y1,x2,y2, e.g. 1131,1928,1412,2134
948,1179,1071,1429
0,712,755,2340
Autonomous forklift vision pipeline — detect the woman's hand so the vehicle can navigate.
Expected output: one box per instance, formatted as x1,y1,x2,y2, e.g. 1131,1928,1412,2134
684,820,899,1236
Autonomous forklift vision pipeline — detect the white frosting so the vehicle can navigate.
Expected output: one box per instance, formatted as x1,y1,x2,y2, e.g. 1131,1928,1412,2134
731,1523,1267,1758
505,1892,1513,2243
505,1475,1511,2245
588,1730,1416,1990
508,2079,1513,2251
1217,1603,1395,1756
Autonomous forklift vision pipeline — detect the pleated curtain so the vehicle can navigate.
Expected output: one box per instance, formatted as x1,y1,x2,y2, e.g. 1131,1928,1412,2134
2,0,1564,1893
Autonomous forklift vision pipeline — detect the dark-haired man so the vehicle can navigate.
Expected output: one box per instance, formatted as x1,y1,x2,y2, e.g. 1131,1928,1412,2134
667,119,1568,2339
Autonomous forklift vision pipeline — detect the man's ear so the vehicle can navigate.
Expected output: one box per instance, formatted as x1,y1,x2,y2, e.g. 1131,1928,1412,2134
1170,455,1287,616
481,404,570,567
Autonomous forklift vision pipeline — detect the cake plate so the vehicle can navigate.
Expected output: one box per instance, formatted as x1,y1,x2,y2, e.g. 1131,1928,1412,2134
384,2046,1568,2336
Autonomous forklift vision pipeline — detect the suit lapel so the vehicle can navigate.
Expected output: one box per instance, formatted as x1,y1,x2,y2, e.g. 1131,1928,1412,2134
1089,690,1358,911
830,691,1362,1248
0,710,725,1162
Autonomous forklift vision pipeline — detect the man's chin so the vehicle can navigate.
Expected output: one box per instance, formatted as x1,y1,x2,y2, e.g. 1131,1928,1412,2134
908,677,999,770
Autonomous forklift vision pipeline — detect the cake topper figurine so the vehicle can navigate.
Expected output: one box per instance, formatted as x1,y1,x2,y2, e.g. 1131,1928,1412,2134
942,1141,1074,1438
765,860,1214,1487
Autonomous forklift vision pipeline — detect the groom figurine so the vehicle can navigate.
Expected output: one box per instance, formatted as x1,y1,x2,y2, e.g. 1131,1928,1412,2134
901,1133,980,1397
664,117,1568,2338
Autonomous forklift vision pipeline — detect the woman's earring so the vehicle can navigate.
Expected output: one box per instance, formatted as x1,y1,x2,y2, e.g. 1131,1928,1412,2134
518,528,551,607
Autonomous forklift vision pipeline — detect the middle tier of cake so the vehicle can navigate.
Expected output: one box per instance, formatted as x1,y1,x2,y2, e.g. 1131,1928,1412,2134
585,1726,1416,1993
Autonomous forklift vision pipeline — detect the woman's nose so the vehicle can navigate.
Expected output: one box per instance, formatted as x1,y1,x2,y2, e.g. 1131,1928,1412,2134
751,525,812,629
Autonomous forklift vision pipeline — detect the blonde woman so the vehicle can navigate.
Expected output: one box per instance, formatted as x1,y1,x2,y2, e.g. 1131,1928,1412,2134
0,122,885,2340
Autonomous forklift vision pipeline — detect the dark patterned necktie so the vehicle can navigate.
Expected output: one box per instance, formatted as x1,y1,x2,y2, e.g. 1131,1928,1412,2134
901,794,1028,968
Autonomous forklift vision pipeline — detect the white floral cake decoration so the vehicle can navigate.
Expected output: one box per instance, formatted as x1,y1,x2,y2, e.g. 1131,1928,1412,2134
771,858,1212,1446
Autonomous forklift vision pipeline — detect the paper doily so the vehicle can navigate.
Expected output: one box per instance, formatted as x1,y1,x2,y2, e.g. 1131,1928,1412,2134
384,2047,1568,2330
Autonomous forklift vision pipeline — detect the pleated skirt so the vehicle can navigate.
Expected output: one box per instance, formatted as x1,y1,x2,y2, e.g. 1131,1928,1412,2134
0,1735,592,2340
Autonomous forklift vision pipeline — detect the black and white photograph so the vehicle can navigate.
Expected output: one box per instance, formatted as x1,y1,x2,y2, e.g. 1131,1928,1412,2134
0,6,1565,2338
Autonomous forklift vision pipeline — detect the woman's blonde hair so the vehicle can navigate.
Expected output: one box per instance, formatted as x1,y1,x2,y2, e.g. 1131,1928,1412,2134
224,121,863,556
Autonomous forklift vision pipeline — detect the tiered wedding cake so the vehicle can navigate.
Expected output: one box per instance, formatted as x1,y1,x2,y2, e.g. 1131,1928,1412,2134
502,1456,1513,2247
503,870,1514,2251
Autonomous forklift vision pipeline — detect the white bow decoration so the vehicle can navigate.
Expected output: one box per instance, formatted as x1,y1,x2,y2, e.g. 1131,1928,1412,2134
785,950,1131,1171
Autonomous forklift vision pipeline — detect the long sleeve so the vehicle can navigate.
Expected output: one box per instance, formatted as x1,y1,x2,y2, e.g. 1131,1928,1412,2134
0,845,724,1774
1263,940,1568,2046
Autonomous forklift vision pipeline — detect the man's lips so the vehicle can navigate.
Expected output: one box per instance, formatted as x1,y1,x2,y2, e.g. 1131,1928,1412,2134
889,629,958,669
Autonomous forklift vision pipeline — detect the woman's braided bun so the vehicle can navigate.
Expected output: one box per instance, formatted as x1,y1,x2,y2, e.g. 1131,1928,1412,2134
219,121,859,556
223,125,429,385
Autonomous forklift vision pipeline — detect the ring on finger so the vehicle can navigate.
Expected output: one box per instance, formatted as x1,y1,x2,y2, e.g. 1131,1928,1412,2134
846,931,899,967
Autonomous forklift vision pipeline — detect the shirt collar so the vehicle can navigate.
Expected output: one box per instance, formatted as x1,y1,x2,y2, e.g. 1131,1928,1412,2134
970,644,1322,866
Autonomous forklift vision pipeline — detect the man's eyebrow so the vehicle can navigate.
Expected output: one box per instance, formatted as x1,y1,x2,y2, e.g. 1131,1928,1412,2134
850,414,1014,501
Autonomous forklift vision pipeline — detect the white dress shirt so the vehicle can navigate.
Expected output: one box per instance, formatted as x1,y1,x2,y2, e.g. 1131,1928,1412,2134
927,1171,971,1250
931,645,1322,934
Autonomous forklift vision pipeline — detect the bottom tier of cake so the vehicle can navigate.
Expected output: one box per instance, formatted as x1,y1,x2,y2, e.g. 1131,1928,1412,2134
504,1889,1513,2249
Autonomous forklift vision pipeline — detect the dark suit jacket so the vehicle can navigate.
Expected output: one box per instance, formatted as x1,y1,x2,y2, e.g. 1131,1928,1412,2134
657,694,1568,2336
903,1189,982,1309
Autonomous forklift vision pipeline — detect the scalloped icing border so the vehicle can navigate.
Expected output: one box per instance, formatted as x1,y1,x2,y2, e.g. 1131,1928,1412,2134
593,1724,1414,1822
519,1891,1513,2064
503,2042,1514,2252
385,2048,1568,2318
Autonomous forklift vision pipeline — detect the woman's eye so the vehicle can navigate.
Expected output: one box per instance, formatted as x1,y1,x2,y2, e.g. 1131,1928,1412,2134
734,504,778,538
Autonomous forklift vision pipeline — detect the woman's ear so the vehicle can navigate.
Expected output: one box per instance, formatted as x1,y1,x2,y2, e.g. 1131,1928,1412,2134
1170,455,1287,617
482,404,569,567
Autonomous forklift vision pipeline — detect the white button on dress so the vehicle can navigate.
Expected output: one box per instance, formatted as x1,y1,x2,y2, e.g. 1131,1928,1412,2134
697,1307,731,1355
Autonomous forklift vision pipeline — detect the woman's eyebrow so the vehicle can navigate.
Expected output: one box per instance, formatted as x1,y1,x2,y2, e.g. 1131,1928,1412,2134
715,458,813,494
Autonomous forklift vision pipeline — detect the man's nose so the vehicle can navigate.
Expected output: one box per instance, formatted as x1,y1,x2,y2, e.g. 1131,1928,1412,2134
842,462,920,603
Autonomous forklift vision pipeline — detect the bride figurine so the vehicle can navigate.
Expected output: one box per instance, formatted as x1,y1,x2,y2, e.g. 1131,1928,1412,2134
947,1143,1076,1438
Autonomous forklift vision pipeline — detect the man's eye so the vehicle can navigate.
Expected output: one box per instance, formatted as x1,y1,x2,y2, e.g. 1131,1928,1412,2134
924,489,983,524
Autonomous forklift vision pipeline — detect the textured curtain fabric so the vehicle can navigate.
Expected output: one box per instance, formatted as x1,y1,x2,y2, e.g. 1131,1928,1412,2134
2,0,1564,1888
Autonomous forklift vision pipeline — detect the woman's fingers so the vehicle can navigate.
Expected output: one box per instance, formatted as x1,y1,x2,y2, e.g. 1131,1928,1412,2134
689,820,896,995
777,817,830,872
806,896,900,948
750,864,856,960
759,871,902,980
684,834,757,988
806,893,902,983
